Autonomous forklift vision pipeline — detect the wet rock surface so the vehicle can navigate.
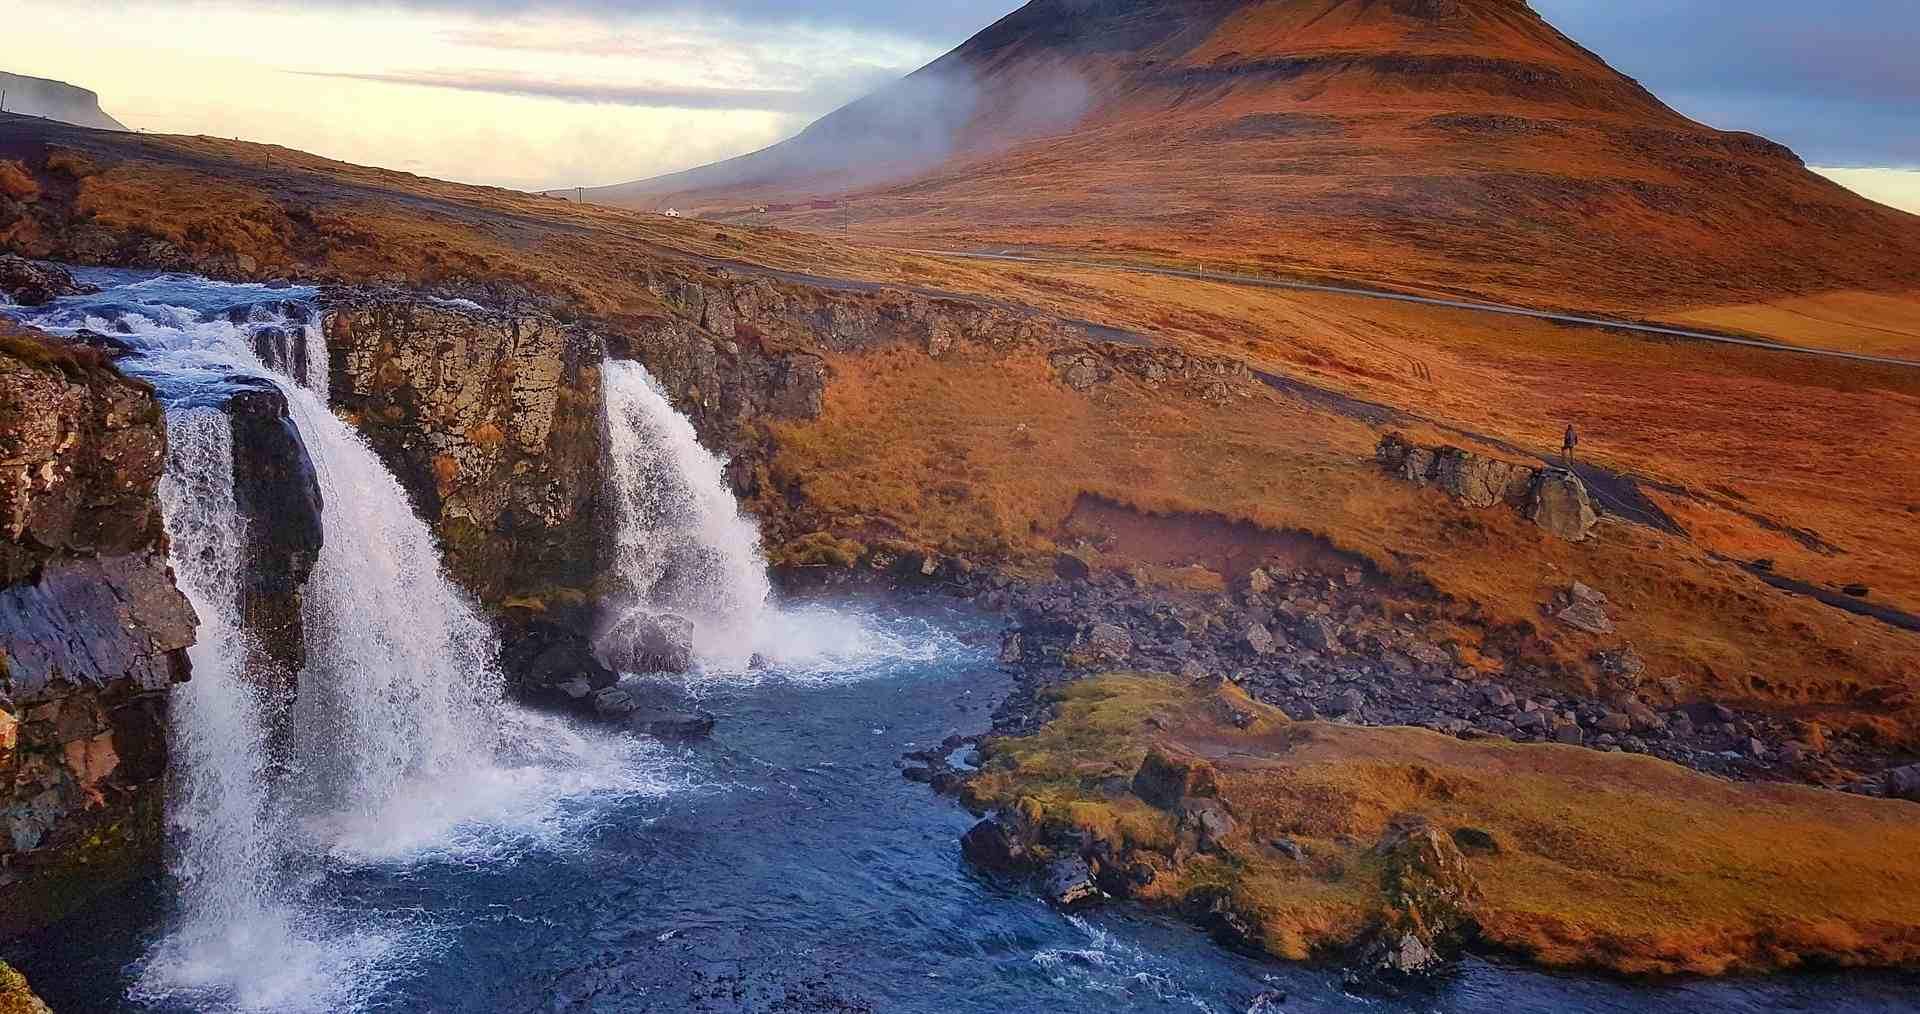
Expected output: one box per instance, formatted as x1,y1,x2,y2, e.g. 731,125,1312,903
0,256,95,307
222,382,323,691
0,329,193,940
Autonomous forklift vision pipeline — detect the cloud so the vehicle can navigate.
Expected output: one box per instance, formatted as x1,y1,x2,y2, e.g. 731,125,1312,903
1533,0,1920,166
291,68,899,113
249,0,1021,43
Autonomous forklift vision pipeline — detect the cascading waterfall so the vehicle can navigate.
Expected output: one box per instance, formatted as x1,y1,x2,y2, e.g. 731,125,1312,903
280,381,505,842
10,270,672,1010
596,360,931,680
148,411,294,992
600,360,773,670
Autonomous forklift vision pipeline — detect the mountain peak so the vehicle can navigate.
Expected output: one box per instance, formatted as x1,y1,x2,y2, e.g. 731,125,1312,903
584,0,1916,309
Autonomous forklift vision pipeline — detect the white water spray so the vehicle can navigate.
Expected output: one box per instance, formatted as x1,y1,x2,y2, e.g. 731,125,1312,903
600,361,773,670
597,361,931,679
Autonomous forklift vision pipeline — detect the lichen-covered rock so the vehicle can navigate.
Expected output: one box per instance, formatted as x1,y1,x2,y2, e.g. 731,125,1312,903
324,295,608,617
1556,581,1615,635
0,960,53,1014
1132,747,1220,810
1529,468,1599,541
0,327,193,940
1361,816,1483,976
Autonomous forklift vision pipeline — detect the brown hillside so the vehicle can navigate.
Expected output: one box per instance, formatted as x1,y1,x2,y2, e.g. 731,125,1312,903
605,0,1920,315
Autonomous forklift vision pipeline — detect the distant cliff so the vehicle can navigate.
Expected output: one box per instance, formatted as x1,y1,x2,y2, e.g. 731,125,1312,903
0,72,126,131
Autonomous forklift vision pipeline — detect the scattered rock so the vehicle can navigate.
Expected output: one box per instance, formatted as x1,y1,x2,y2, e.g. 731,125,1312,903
1246,568,1276,597
1300,616,1338,653
1556,582,1615,635
1451,827,1500,855
1178,797,1239,854
1071,623,1133,668
1054,553,1092,583
1246,622,1279,655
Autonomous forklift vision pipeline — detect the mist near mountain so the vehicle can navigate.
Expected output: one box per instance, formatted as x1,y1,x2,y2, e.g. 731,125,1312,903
0,71,126,131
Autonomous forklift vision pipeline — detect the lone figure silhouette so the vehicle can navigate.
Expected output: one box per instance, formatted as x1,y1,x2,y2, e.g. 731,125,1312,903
1562,424,1579,468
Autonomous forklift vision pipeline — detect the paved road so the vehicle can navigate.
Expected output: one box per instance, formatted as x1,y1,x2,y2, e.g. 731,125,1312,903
925,249,1920,370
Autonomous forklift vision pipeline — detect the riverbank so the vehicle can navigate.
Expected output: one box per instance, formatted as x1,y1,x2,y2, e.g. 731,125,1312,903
946,674,1920,978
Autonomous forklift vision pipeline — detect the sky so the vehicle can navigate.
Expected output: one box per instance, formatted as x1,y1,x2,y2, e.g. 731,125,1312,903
5,1,1917,211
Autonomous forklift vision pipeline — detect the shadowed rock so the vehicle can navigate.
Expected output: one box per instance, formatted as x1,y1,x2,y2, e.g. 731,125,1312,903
222,382,323,694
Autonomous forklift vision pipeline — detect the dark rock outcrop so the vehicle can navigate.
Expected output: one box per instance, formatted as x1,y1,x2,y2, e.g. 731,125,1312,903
0,328,194,939
596,611,695,675
223,382,323,691
0,255,96,307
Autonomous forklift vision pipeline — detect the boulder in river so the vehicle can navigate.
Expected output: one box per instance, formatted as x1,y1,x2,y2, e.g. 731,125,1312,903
0,255,97,306
597,610,695,674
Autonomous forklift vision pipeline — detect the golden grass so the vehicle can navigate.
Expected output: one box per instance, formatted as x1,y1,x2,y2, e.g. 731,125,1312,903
967,675,1920,975
1665,291,1920,360
7,122,1917,735
771,344,1920,742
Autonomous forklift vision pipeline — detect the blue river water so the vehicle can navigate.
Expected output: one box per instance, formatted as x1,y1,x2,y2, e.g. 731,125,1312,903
4,602,1914,1013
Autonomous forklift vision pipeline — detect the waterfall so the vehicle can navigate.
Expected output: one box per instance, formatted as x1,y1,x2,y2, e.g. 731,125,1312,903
150,411,289,987
600,361,773,670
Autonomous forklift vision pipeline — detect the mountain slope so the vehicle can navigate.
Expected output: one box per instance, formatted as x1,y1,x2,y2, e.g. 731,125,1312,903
0,72,126,131
593,0,1920,312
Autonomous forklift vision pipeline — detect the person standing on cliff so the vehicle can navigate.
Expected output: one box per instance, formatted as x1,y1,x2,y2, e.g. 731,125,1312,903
1562,424,1579,468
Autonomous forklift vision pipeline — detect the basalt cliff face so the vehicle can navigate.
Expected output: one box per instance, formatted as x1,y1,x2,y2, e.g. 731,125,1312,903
0,325,194,939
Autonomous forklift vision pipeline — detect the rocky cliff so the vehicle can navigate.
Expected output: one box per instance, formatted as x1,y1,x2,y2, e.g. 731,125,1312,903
0,325,194,939
0,74,126,132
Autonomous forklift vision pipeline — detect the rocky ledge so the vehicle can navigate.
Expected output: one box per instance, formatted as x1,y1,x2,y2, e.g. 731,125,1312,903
0,325,195,940
938,674,1920,979
1376,432,1596,541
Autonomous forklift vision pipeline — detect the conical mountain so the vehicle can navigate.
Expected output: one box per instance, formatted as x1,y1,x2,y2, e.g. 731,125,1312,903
590,0,1920,310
